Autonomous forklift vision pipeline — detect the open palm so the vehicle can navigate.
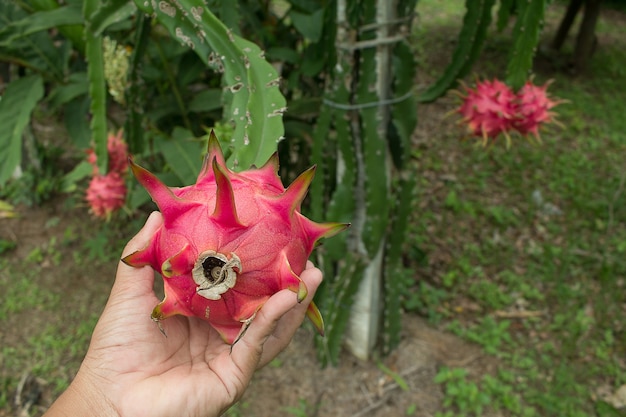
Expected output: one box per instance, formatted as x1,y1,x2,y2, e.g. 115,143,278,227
46,212,322,417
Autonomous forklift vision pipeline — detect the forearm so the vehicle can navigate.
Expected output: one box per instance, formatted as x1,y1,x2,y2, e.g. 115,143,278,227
43,370,119,417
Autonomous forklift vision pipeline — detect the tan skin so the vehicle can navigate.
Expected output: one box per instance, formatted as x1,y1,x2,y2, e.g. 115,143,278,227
43,211,323,417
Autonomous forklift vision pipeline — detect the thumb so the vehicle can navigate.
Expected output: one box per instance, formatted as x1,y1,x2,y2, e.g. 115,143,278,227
121,211,163,259
113,211,163,297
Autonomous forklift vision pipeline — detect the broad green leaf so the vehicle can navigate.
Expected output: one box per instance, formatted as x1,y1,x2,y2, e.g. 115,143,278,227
158,128,204,185
88,0,137,36
0,5,83,47
266,47,300,64
133,0,286,172
0,2,68,81
64,95,91,149
188,89,223,113
0,75,44,186
60,161,93,192
290,8,325,42
29,0,85,52
47,72,88,110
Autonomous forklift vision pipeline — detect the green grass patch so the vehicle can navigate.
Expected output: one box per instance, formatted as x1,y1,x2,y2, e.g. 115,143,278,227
406,0,626,415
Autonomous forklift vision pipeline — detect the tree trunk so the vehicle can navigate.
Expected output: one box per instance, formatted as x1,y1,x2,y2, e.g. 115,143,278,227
573,0,602,72
552,0,584,50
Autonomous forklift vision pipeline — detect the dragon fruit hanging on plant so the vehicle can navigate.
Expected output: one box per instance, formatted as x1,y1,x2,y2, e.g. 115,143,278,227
455,78,562,146
512,80,562,139
456,78,518,145
122,131,348,344
85,130,129,219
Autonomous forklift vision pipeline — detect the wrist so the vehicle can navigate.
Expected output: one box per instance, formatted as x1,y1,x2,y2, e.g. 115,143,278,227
44,367,120,417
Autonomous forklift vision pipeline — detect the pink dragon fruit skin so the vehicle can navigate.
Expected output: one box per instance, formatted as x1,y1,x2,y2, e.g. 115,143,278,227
86,172,127,218
457,79,517,143
513,80,560,138
122,131,348,343
87,130,129,175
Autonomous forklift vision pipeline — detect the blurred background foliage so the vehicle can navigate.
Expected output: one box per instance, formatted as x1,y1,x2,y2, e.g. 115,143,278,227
0,0,623,379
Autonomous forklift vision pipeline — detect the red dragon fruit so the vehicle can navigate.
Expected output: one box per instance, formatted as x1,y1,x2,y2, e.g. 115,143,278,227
87,129,129,175
122,131,348,343
513,80,560,139
457,79,517,144
85,172,127,219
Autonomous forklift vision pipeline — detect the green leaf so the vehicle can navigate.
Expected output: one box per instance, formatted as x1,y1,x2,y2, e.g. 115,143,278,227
88,0,137,36
61,161,93,192
47,72,88,110
0,2,68,81
290,8,325,42
266,47,300,64
26,0,86,53
0,75,44,186
505,0,545,89
133,0,286,171
188,88,223,113
376,360,410,391
0,5,83,47
64,95,92,149
157,128,204,185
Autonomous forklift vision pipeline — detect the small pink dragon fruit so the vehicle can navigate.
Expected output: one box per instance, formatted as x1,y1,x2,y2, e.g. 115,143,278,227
513,80,560,139
122,131,348,343
457,79,517,144
85,172,127,219
87,130,129,175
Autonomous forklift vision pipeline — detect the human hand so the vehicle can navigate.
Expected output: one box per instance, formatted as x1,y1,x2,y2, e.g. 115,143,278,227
44,211,323,417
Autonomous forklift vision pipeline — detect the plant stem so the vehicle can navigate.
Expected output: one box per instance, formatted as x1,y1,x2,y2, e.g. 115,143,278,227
154,41,193,132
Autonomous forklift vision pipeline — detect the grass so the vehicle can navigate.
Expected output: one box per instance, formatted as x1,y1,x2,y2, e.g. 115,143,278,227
0,257,103,402
0,213,130,413
406,1,626,416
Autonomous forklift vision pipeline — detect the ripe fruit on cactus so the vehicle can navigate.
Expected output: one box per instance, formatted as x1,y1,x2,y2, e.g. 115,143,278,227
122,131,348,344
455,78,563,146
86,172,127,219
87,129,129,175
513,80,560,139
457,79,517,144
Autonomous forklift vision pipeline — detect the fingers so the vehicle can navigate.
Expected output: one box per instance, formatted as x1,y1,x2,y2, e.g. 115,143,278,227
230,264,323,373
121,211,163,258
112,211,163,297
258,265,323,365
